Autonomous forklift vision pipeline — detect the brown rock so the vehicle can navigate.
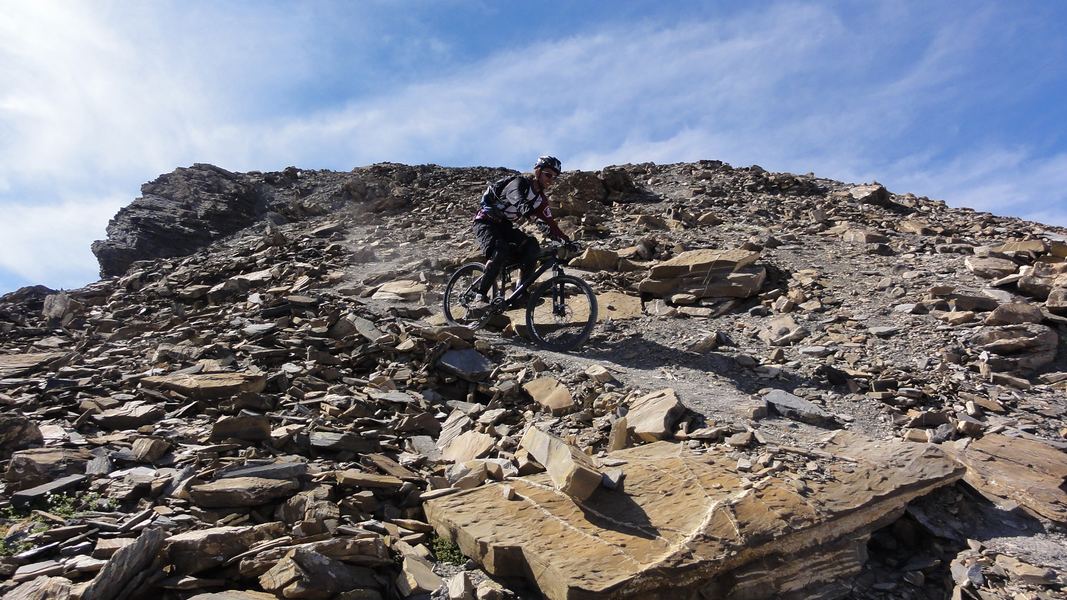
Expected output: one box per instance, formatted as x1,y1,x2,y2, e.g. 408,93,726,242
0,413,43,459
425,434,963,600
336,470,405,490
442,430,496,463
627,388,685,441
5,576,73,600
210,414,272,442
969,324,1058,372
1047,286,1067,315
523,377,574,416
259,547,378,599
948,433,1067,523
842,229,889,244
519,426,603,501
93,401,165,429
639,266,766,299
5,447,91,490
187,592,278,600
81,527,165,600
141,372,267,400
131,437,170,463
569,248,619,271
164,523,284,574
0,351,65,378
985,302,1044,325
397,555,445,597
188,477,300,508
965,256,1018,279
996,240,1048,254
607,417,630,452
596,291,643,321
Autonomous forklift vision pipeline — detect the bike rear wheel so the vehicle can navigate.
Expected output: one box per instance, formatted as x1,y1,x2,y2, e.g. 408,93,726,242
525,275,598,351
443,262,498,329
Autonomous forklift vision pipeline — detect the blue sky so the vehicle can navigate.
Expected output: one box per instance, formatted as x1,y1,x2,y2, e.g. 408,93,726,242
2,1,1066,295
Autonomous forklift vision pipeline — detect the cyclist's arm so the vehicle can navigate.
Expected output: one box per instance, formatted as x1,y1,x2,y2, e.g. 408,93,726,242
529,199,570,242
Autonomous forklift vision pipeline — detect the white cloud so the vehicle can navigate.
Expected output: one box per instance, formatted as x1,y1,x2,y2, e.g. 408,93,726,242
886,150,1067,227
1,1,1064,293
0,195,126,288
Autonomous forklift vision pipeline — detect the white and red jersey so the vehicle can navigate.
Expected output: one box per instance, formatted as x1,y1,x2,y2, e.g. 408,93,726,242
474,175,567,240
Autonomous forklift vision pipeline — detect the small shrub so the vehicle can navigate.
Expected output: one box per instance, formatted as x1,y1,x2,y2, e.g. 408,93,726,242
431,534,466,565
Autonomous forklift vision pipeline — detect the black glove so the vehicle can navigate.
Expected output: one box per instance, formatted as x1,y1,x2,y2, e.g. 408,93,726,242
564,241,579,253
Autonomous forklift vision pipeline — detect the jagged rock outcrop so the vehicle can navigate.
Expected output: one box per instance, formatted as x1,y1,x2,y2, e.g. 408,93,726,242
91,164,273,277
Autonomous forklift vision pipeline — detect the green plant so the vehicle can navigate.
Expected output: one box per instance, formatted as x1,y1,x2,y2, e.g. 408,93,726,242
42,492,80,518
431,534,466,565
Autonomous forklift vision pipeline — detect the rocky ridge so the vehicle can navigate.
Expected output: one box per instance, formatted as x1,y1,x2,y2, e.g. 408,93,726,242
1,160,1066,600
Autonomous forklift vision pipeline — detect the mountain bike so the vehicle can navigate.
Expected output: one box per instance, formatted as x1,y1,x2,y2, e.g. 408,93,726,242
443,242,598,351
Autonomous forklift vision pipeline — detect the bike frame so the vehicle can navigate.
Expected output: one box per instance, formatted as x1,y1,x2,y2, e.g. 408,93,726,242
497,251,566,308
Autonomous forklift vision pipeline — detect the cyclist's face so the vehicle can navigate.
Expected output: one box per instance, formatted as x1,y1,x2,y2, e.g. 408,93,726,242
537,168,559,189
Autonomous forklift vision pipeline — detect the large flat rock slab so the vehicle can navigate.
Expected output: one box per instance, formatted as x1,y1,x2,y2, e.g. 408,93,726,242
0,352,65,378
948,433,1067,523
141,372,267,399
425,434,963,600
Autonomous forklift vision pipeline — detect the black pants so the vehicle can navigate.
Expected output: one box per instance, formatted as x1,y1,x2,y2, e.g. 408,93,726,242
473,220,540,295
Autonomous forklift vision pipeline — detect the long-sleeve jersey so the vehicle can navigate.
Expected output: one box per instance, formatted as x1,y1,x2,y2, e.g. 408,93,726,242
473,176,568,241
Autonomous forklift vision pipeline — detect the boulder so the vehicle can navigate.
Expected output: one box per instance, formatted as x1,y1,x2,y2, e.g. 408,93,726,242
842,183,891,205
1017,262,1067,298
188,477,300,508
80,528,166,600
996,240,1048,254
0,352,65,378
519,426,603,501
1047,285,1067,315
965,256,1018,279
92,164,268,277
0,414,43,459
550,171,606,216
436,349,494,382
259,547,379,599
569,248,619,271
764,389,839,428
523,377,574,416
93,401,166,429
141,372,267,400
648,249,760,279
425,434,963,600
985,303,1044,325
626,388,685,441
211,414,272,442
442,431,496,463
164,523,284,574
968,324,1058,372
947,434,1067,523
5,448,91,490
373,279,427,300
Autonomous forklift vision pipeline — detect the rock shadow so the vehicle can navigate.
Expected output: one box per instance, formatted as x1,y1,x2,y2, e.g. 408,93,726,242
577,482,661,541
579,332,827,397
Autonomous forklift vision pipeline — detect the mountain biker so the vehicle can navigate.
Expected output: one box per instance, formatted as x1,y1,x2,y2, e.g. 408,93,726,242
471,155,574,304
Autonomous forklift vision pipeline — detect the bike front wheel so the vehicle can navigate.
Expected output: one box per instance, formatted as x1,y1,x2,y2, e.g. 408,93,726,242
525,275,598,351
443,262,498,329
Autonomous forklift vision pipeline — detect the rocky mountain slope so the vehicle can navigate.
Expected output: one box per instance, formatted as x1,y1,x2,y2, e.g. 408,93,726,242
1,160,1066,600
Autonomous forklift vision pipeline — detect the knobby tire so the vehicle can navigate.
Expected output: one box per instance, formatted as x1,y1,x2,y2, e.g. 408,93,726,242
443,262,497,330
524,275,598,351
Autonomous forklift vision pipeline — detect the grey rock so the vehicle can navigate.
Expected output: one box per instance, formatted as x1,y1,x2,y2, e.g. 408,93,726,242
436,349,494,381
764,390,840,428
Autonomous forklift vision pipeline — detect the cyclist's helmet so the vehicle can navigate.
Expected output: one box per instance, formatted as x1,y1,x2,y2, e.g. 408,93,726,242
535,155,562,174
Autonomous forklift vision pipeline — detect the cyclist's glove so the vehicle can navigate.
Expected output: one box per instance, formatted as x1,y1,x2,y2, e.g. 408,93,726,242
564,241,579,253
